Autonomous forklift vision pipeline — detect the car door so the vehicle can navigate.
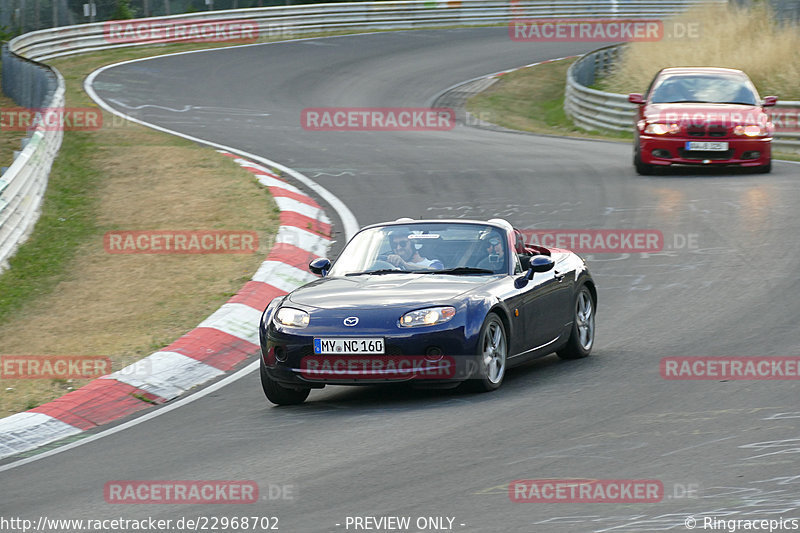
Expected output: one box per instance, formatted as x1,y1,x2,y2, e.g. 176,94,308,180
520,263,572,351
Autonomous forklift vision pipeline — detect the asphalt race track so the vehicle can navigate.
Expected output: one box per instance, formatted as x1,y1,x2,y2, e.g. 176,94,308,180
3,28,800,532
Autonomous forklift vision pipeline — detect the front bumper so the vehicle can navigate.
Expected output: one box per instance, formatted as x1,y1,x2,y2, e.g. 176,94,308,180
261,323,483,387
638,135,771,167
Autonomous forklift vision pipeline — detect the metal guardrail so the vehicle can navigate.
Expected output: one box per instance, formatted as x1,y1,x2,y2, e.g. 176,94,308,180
0,0,726,272
0,44,62,273
11,0,727,61
564,43,800,149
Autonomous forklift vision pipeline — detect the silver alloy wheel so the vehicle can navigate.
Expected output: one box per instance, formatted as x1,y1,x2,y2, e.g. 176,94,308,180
481,318,507,384
576,289,595,351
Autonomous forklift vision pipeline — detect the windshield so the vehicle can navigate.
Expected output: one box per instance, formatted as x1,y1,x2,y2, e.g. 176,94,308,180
650,74,758,105
328,223,509,276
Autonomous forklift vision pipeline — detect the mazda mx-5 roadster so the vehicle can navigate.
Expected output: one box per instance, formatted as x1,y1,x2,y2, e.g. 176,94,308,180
258,218,596,405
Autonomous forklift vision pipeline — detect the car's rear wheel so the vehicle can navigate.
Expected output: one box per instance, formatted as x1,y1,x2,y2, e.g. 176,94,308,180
260,358,310,405
557,285,595,360
470,313,507,392
634,149,655,175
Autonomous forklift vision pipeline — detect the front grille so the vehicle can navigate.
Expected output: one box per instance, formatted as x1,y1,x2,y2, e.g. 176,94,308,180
678,149,735,160
685,125,730,138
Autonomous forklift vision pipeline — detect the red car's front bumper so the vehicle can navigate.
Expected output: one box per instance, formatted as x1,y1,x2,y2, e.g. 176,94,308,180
637,135,771,167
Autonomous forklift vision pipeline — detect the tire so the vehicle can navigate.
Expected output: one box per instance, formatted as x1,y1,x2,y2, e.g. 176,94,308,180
557,285,596,360
634,149,654,175
260,358,310,405
754,160,771,174
468,313,508,392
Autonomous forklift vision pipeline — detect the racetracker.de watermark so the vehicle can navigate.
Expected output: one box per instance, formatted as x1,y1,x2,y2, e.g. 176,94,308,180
521,229,663,253
661,357,800,380
1,107,102,131
103,19,259,44
301,108,456,131
509,479,663,503
104,230,258,254
300,355,457,380
0,355,111,379
509,19,700,42
104,481,259,504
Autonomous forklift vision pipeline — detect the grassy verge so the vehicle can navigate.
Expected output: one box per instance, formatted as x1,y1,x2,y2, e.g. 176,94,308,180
0,41,294,417
466,58,631,142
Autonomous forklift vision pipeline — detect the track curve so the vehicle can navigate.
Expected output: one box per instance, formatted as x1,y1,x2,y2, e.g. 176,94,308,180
3,27,800,533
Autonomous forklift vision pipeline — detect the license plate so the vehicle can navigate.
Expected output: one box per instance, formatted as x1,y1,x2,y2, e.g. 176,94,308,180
313,338,385,354
685,141,728,151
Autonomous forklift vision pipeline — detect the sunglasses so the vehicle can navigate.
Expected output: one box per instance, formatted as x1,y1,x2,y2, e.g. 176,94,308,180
392,240,411,249
487,238,501,247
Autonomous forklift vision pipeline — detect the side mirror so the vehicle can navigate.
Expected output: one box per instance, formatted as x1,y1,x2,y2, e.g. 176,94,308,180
309,257,331,276
762,95,778,107
628,93,645,105
514,255,555,288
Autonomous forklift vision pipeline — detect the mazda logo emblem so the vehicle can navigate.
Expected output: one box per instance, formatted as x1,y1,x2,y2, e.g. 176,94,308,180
343,316,359,327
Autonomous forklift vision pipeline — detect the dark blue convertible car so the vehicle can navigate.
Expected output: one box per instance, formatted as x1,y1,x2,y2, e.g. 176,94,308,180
258,218,596,405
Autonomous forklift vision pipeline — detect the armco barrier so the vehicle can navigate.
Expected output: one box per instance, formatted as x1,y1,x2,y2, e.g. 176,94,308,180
0,0,723,272
0,44,62,273
564,43,800,149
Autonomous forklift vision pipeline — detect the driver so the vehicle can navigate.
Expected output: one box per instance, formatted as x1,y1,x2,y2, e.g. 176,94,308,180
386,230,443,270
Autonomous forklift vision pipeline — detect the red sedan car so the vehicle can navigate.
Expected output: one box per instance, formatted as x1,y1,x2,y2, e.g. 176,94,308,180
629,67,776,174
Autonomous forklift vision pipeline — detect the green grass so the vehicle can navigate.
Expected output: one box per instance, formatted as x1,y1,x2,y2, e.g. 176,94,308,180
0,132,101,323
466,58,632,141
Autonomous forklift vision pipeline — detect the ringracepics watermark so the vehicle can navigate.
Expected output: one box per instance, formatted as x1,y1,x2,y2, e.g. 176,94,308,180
661,357,800,380
104,19,259,44
509,479,663,503
1,107,102,131
301,108,456,131
104,231,258,254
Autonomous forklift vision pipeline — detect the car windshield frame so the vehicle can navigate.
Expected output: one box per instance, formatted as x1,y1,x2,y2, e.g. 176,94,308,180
327,222,511,276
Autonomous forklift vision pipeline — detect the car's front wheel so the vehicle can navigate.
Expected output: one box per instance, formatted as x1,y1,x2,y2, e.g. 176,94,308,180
634,148,655,175
557,285,596,360
260,358,310,405
470,313,507,392
754,160,772,174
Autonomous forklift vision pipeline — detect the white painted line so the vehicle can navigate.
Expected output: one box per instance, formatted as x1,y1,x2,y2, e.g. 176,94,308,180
107,351,225,401
85,50,358,241
0,360,259,472
252,260,319,293
2,38,362,470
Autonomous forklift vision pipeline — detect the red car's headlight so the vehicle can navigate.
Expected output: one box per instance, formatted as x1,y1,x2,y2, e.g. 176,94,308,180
733,124,766,137
643,123,680,135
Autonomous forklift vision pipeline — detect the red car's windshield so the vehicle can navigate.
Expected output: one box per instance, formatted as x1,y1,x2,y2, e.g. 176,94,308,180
650,75,758,105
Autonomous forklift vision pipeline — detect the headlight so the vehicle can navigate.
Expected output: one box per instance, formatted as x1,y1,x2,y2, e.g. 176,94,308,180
644,123,680,135
274,307,310,328
733,124,765,137
399,306,456,328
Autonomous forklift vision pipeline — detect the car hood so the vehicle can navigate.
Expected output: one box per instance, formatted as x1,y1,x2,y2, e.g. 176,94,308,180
286,274,492,310
645,103,766,123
